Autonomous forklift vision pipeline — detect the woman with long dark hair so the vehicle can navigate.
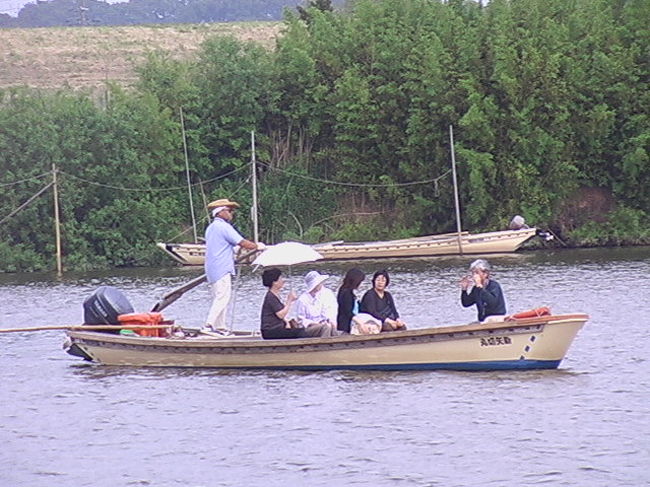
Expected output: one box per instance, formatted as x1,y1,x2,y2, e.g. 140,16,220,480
336,268,365,333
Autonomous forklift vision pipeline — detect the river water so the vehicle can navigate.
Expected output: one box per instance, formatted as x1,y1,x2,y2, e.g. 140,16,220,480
1,247,649,487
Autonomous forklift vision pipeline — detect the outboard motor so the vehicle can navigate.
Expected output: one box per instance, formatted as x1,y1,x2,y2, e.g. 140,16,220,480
83,286,134,327
510,215,554,241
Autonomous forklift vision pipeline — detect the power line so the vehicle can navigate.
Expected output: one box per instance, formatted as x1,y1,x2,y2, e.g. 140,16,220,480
0,172,51,188
58,165,249,193
257,160,451,188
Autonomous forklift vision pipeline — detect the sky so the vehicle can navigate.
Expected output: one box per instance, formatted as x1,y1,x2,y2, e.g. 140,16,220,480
0,0,128,17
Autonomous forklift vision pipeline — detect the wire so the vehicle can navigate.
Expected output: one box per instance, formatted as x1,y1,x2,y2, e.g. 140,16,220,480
0,172,51,188
257,160,451,188
58,165,249,193
0,181,53,225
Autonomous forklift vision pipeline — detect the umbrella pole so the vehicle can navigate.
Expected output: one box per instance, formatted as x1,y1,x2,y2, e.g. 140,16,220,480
228,264,242,332
288,266,292,290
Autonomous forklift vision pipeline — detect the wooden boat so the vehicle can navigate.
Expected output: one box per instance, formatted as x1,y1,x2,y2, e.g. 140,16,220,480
157,227,539,266
157,242,205,266
64,312,587,370
312,227,538,261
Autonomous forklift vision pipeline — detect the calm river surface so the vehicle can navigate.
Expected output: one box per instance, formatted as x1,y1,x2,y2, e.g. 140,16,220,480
1,247,649,487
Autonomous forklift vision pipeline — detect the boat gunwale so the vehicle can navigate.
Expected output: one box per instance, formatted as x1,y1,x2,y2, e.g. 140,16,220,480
66,313,588,352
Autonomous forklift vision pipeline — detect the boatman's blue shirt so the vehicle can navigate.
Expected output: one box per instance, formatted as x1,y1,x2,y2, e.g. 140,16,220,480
204,218,244,283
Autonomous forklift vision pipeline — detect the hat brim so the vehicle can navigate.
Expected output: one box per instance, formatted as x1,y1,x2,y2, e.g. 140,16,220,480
307,275,330,292
207,199,240,209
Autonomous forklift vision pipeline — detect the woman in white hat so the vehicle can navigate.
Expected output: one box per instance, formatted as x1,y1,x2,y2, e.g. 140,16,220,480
293,270,339,334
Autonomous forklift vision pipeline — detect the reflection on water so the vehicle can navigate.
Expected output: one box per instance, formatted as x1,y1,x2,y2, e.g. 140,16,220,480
1,247,649,487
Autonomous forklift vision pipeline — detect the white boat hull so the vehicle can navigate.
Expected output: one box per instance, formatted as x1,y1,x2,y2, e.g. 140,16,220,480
65,314,586,371
157,228,538,266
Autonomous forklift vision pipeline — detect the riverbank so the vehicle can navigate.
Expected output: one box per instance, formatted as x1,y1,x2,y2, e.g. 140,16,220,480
0,22,281,90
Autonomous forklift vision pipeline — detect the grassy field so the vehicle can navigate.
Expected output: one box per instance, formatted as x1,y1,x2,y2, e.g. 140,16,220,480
0,22,281,91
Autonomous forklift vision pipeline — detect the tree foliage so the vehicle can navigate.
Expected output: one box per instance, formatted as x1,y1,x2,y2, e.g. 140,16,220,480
1,0,649,272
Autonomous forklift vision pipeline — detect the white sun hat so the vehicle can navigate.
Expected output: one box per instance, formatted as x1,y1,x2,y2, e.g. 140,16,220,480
304,270,330,293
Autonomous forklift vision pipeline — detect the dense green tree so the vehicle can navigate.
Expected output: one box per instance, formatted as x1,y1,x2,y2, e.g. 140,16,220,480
2,0,649,272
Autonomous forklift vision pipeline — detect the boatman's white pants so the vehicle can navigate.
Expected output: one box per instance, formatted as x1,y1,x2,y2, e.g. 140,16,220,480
205,274,232,330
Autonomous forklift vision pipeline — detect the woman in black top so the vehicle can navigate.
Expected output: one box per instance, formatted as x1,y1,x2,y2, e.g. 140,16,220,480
336,268,365,333
360,269,407,332
260,268,331,339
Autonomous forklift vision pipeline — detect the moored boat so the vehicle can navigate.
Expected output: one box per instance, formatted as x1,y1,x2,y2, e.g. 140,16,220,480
157,227,540,266
64,313,587,371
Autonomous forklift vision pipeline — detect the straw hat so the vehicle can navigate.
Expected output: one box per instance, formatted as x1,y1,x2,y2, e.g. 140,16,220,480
304,271,330,293
207,198,240,209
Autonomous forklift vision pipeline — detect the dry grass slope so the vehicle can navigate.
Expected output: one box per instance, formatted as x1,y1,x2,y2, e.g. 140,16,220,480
0,22,282,91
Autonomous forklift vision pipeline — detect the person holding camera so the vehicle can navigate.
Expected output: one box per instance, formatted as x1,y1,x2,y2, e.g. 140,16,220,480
460,259,506,322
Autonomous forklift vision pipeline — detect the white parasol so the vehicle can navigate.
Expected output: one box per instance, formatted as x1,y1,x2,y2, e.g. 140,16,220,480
252,241,323,268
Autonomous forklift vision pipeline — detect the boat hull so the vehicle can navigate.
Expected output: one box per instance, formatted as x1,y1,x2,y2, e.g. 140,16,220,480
157,228,538,266
65,314,586,371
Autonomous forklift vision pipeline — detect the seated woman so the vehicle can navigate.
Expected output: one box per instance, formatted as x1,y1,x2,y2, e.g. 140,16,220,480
337,268,381,335
260,268,332,339
294,270,339,334
359,269,407,332
460,259,506,322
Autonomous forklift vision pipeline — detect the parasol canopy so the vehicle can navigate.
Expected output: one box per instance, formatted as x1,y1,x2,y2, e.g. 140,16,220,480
252,241,323,268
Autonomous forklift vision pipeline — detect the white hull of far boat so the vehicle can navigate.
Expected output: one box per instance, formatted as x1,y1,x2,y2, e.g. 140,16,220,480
64,313,586,371
156,228,538,266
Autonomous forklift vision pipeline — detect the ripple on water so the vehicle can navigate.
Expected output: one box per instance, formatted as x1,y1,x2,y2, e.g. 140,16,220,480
2,248,650,487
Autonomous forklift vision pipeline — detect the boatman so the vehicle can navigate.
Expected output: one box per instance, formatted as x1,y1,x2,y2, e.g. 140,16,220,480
203,198,265,333
460,259,506,322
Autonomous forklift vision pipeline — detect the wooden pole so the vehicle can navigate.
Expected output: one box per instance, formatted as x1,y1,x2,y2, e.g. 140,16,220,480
449,125,464,255
0,324,175,334
198,178,210,223
180,107,198,243
251,130,259,243
52,163,63,276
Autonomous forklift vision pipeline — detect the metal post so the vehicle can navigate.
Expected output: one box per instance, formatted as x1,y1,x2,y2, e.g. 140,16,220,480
449,125,464,255
180,107,198,243
251,130,259,243
52,164,63,276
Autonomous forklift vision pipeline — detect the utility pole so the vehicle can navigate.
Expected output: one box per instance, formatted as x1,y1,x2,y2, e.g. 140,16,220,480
180,107,198,243
52,164,63,276
251,130,259,243
449,125,464,255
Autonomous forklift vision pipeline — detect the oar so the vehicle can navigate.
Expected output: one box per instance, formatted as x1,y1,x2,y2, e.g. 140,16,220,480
151,248,261,313
0,324,175,333
151,273,207,313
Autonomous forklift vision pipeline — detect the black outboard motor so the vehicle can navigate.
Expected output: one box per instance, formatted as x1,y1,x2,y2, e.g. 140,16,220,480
83,286,134,328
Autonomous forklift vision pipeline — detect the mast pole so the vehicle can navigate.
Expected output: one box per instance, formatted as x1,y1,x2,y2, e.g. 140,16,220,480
52,163,63,276
180,107,198,243
251,130,259,243
449,125,464,255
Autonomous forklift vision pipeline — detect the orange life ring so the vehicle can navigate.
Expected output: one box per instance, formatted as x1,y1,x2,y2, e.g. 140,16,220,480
509,307,551,319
